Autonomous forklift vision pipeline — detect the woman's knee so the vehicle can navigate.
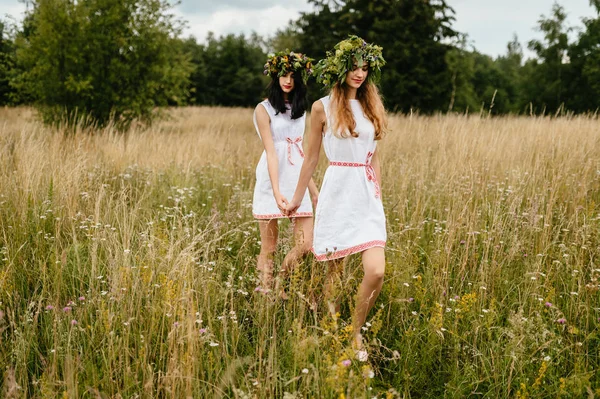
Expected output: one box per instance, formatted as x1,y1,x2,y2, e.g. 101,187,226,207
365,263,385,282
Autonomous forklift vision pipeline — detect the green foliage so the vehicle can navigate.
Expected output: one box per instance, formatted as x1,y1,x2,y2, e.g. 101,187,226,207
14,0,192,130
313,35,385,89
524,3,571,114
0,19,17,105
185,32,267,107
566,5,600,112
264,50,313,84
297,0,458,112
3,0,600,114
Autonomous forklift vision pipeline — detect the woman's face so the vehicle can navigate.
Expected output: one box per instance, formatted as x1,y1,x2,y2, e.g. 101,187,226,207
345,64,369,89
279,72,295,93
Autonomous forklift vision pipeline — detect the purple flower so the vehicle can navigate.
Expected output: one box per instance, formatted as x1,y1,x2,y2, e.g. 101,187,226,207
173,322,180,327
408,297,414,302
545,302,552,308
71,319,78,325
254,286,262,292
557,318,566,324
45,305,54,310
199,328,207,334
63,306,72,312
341,359,351,367
78,296,85,301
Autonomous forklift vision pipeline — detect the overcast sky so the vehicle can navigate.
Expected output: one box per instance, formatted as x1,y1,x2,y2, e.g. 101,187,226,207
1,0,597,58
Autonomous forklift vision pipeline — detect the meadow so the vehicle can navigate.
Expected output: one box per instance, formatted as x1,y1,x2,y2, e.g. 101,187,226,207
0,106,599,398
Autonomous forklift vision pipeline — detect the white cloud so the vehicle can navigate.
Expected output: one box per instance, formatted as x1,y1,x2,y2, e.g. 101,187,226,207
178,4,313,42
449,0,597,58
1,1,26,21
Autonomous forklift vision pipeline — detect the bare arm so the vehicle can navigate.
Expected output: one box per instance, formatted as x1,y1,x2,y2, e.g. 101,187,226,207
286,100,325,214
371,148,382,199
255,104,288,210
308,178,319,208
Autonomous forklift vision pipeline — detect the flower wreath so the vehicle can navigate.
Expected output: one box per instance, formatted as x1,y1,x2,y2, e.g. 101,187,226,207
263,51,313,83
314,35,386,89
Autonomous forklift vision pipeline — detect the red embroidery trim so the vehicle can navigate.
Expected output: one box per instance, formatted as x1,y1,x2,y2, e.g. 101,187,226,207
329,152,381,199
286,137,304,165
312,240,386,261
253,212,313,220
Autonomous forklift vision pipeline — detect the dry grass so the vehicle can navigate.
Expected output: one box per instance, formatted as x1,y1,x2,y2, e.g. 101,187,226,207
0,106,599,398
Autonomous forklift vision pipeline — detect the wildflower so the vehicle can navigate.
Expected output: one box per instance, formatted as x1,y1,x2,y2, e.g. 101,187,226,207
301,368,309,374
199,328,207,334
209,342,219,347
173,322,180,327
408,297,414,302
78,296,85,301
63,306,72,312
45,305,54,310
557,318,567,324
71,320,78,325
545,302,552,307
342,359,351,367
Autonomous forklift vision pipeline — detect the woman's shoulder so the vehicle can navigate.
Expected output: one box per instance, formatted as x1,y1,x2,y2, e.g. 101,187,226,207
256,98,270,109
312,96,330,114
255,99,273,115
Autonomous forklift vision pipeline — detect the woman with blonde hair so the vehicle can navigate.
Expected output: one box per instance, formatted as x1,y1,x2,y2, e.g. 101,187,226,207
252,51,319,295
285,36,387,360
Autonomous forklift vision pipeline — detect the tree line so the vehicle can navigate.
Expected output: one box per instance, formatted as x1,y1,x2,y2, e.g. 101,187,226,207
0,0,599,128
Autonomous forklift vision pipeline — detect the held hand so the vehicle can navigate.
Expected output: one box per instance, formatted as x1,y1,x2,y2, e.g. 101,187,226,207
285,198,301,216
274,193,289,213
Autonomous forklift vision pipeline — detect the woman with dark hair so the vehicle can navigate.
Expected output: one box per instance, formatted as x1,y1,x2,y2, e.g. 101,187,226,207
285,36,387,360
252,51,319,295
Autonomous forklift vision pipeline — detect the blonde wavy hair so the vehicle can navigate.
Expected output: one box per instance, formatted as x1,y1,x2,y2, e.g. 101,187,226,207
330,81,387,140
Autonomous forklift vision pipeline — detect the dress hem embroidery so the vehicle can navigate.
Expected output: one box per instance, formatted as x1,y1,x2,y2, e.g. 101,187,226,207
312,240,386,261
253,212,313,220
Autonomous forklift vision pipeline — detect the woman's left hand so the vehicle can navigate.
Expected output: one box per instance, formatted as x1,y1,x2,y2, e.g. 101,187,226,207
285,198,301,216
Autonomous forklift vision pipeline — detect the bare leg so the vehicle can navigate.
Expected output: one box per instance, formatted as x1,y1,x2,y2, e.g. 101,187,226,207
323,257,346,317
257,219,278,290
279,217,313,279
352,247,385,347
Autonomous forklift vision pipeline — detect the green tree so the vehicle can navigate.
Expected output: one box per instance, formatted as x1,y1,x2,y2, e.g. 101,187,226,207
268,26,302,54
445,35,478,113
197,32,267,107
566,1,600,112
14,0,192,129
0,19,17,105
495,35,524,113
525,2,571,114
296,0,458,112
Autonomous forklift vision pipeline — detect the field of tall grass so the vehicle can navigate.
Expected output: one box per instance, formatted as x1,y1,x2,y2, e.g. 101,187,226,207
0,106,599,398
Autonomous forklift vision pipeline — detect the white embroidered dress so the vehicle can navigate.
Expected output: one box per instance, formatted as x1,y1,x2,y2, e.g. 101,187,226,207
312,96,386,261
252,99,313,219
